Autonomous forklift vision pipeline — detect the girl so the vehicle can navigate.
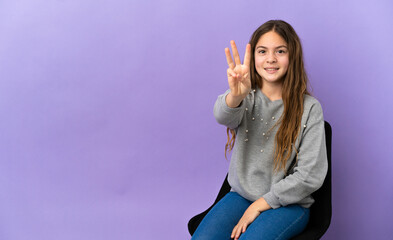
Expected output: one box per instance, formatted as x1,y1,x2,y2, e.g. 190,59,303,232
191,20,328,240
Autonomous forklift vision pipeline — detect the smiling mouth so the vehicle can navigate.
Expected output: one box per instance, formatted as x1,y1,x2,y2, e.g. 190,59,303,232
264,68,279,73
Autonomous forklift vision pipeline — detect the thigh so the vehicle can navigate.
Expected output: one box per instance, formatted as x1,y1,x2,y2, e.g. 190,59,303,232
239,204,310,240
191,192,252,240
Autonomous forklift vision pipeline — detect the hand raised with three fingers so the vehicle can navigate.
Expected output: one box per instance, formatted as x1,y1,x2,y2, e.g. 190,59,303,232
225,41,252,104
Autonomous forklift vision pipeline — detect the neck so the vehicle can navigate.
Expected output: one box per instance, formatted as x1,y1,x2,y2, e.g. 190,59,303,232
261,81,283,101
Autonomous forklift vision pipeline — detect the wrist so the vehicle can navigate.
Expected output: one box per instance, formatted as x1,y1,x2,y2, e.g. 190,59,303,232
226,92,246,108
254,197,272,212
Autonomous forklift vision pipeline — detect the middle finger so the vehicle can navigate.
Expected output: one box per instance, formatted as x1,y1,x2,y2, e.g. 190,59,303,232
235,226,242,239
230,40,242,65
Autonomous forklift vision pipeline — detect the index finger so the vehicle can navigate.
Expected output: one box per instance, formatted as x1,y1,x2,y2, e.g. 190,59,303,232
243,44,251,67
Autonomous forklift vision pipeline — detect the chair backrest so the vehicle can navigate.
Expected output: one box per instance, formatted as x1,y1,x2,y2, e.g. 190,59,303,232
291,121,332,239
188,121,332,239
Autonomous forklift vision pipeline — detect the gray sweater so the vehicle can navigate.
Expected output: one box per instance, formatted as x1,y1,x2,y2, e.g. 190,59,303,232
213,89,328,209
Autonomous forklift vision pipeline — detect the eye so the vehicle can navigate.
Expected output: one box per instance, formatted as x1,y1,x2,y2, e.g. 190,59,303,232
258,50,266,54
277,50,287,54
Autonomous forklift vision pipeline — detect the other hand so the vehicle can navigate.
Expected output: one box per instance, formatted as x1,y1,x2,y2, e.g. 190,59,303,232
231,197,271,240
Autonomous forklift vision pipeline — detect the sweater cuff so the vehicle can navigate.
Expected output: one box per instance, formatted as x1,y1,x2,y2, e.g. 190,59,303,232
220,92,245,114
262,191,281,209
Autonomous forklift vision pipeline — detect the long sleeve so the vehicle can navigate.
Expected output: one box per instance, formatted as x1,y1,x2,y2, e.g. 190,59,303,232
262,102,328,209
213,89,247,129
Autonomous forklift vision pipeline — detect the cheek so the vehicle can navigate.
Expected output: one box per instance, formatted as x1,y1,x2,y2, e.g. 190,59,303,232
254,57,264,68
281,58,289,71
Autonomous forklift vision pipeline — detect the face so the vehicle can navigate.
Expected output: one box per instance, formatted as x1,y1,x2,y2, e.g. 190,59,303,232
254,31,289,85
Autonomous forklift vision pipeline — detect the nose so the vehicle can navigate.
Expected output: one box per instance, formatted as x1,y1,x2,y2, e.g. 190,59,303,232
266,52,277,63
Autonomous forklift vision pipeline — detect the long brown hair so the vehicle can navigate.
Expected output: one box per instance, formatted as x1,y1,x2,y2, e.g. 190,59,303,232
225,20,310,172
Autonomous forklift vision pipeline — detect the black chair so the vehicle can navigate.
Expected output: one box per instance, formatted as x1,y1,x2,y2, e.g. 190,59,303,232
188,121,332,240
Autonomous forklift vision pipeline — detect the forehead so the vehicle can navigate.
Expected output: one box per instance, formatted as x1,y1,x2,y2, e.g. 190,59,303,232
256,31,287,48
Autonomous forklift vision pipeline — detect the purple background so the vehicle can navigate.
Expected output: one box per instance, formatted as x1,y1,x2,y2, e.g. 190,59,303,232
1,0,392,239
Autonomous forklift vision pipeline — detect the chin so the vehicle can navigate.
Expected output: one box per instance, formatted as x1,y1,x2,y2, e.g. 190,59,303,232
262,76,284,83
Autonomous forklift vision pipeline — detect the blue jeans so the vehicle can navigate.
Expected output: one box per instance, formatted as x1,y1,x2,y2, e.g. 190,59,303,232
191,192,310,240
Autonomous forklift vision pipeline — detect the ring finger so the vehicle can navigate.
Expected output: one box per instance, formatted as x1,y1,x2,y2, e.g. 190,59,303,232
225,47,235,69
